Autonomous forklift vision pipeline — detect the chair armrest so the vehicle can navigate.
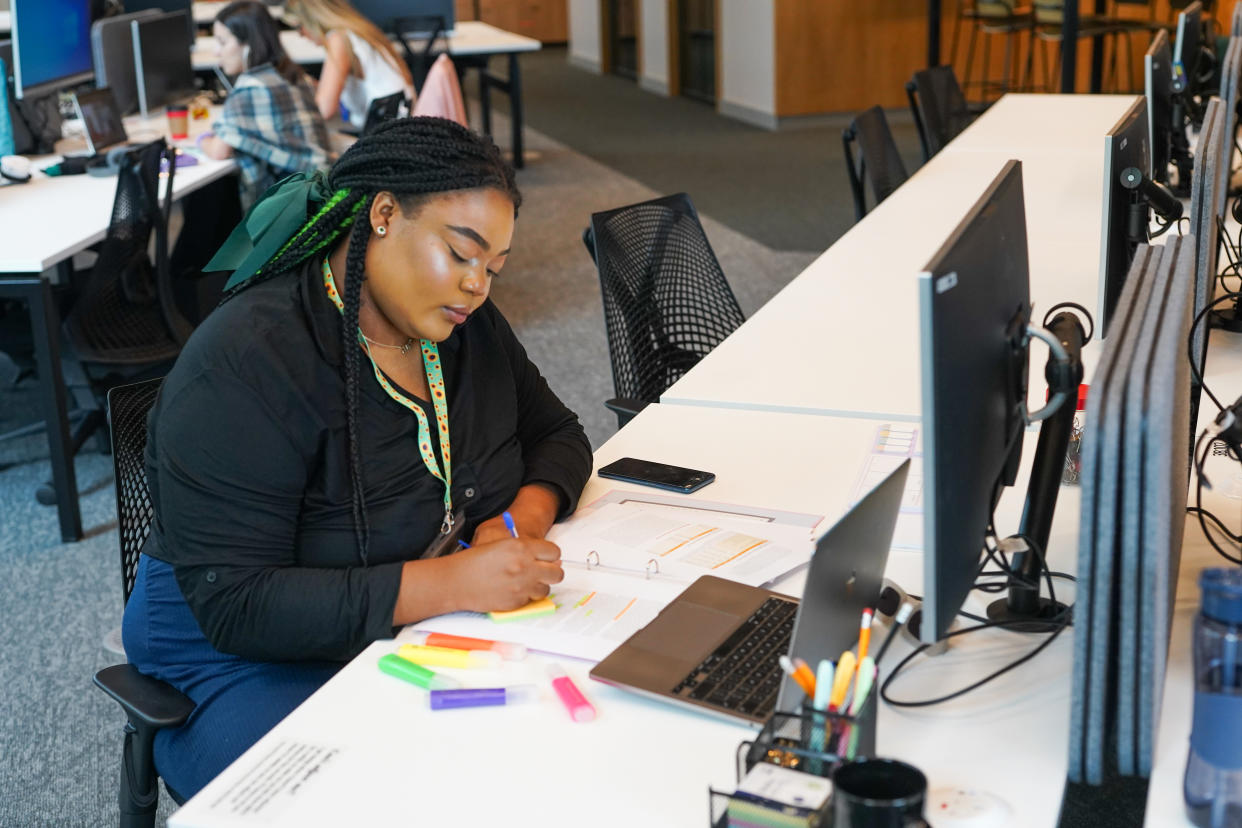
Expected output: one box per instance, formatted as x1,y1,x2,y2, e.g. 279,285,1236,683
94,664,195,731
605,397,648,423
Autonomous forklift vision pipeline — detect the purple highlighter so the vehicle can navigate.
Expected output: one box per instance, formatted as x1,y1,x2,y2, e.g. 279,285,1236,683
428,685,539,711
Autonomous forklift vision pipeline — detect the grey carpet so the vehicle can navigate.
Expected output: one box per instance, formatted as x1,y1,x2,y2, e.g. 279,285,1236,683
487,45,926,253
0,115,815,826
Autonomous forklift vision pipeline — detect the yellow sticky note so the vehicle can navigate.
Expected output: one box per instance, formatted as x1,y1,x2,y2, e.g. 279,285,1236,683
488,597,556,623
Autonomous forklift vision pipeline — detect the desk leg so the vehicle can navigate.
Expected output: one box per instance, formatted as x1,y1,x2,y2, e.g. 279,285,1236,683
4,276,82,542
479,64,493,138
1060,2,1079,92
509,53,524,170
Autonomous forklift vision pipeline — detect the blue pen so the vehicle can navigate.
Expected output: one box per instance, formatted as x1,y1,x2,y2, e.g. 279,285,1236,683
457,540,471,549
502,511,519,538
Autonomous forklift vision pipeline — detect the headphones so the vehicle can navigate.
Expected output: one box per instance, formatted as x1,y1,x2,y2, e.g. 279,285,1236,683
85,145,134,178
0,155,31,184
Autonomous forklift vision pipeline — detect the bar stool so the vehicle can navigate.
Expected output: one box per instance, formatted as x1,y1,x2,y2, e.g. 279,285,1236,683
950,0,1038,105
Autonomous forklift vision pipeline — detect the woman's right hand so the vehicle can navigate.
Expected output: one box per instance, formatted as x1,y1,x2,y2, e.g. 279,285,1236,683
447,537,564,612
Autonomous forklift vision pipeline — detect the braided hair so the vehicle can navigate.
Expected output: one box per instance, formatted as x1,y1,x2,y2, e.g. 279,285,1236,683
225,117,521,564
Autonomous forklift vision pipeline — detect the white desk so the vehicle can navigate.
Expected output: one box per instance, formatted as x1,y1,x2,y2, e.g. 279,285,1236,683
662,149,1115,421
192,1,286,26
169,403,1077,828
191,22,541,168
1144,327,1242,826
0,108,235,541
947,94,1141,155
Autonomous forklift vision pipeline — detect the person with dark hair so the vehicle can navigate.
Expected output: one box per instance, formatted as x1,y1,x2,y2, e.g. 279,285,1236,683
199,0,334,207
121,117,593,799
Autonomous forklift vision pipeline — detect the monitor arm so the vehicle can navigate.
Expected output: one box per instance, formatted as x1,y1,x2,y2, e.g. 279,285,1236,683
1122,166,1183,246
986,310,1086,632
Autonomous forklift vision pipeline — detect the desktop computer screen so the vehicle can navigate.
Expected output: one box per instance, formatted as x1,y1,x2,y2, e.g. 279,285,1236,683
1173,0,1203,101
1098,97,1151,338
917,160,1031,644
1144,29,1172,184
132,10,196,119
10,0,93,99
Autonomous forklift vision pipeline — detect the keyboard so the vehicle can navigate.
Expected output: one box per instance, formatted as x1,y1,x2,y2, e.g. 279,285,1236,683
670,597,798,719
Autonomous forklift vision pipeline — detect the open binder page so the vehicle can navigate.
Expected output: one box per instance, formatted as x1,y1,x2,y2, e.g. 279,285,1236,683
546,501,816,588
402,565,690,661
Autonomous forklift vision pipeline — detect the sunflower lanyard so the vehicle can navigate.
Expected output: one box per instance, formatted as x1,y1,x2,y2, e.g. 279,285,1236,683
322,260,455,534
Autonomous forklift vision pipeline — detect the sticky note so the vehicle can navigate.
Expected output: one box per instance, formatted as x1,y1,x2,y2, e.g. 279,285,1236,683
488,596,556,623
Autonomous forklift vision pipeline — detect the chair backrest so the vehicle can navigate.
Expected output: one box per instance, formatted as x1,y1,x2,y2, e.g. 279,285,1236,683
908,66,972,160
107,377,163,605
362,90,407,134
842,106,910,221
386,14,447,93
585,193,746,405
62,139,194,364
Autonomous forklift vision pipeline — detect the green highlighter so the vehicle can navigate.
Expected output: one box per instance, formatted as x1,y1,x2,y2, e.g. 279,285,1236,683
378,653,461,690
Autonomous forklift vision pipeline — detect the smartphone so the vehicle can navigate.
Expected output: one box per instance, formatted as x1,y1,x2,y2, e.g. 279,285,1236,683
596,457,716,494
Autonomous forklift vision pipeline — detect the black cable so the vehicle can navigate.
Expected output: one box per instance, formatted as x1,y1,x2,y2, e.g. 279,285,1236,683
879,612,1071,708
1189,292,1242,413
1188,505,1242,544
1193,427,1242,565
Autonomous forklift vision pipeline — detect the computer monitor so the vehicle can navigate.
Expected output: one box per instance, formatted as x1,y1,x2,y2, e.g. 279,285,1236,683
91,10,159,116
1097,97,1181,339
1216,37,1242,223
351,0,454,34
917,160,1032,644
1145,29,1172,184
10,0,93,99
132,10,195,119
1173,1,1204,102
123,0,194,42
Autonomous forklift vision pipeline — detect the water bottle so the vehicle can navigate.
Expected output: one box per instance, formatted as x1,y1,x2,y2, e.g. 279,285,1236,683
0,56,15,158
1185,568,1242,827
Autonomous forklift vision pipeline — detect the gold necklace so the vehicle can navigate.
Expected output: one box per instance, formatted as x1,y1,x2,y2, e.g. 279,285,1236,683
361,333,415,355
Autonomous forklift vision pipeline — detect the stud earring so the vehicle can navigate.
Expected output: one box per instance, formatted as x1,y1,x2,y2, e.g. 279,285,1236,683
375,225,387,236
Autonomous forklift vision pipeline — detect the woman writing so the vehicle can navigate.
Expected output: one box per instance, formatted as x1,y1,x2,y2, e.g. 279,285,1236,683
122,118,592,799
286,0,415,128
200,0,334,207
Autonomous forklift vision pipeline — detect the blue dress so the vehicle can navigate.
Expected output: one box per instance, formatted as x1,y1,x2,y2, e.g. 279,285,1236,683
121,555,342,799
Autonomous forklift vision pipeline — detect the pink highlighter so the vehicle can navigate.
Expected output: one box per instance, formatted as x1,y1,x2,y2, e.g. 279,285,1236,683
547,664,597,722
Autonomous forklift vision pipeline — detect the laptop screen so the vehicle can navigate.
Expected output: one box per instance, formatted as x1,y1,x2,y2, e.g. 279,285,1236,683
74,88,128,154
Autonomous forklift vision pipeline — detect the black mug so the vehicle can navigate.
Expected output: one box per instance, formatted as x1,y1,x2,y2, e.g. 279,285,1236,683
832,758,930,828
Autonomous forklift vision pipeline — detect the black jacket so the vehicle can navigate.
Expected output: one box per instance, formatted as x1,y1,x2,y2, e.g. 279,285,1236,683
142,258,592,662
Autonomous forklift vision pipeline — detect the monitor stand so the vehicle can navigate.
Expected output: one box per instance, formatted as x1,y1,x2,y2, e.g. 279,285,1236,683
986,310,1085,634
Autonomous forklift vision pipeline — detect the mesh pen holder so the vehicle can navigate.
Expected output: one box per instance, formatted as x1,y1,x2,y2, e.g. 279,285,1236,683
707,689,878,826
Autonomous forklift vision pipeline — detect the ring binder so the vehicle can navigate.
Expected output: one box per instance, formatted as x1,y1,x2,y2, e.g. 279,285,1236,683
578,550,666,580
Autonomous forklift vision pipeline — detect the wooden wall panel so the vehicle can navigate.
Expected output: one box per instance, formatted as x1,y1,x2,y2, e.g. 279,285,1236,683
475,0,568,42
773,0,1235,118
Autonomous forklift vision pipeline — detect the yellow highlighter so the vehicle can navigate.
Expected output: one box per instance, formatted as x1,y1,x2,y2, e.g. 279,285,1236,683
397,643,502,670
488,596,557,623
829,651,857,711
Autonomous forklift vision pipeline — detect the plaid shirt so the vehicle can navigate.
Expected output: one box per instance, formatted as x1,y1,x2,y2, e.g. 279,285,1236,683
214,64,334,208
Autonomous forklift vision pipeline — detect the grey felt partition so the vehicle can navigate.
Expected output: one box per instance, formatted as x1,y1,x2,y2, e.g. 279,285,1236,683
1068,238,1194,784
1215,39,1242,222
1190,98,1223,374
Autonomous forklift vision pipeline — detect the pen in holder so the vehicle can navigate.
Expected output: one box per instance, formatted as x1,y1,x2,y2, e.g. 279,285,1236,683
707,688,878,827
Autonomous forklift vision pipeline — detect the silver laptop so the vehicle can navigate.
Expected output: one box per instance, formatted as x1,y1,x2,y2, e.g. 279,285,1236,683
72,88,132,156
590,459,909,725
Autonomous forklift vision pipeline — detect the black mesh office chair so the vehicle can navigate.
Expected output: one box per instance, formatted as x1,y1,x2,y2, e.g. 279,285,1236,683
387,14,449,93
582,193,746,428
906,66,974,162
28,139,191,505
842,106,910,222
362,91,408,134
94,377,195,828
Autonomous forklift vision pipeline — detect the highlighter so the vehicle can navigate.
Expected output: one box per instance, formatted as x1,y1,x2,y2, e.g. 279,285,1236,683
547,663,597,722
378,654,461,690
429,685,539,711
397,643,503,670
407,631,527,661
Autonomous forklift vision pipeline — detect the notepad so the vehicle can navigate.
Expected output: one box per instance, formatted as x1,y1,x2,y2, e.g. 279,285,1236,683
488,597,556,623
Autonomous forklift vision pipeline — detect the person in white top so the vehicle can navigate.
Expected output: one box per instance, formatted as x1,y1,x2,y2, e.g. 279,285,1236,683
286,0,415,128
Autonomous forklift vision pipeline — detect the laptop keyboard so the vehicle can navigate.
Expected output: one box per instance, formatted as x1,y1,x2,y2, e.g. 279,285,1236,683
671,597,798,719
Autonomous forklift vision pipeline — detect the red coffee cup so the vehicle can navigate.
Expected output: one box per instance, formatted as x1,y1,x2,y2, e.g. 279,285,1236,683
167,106,189,140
